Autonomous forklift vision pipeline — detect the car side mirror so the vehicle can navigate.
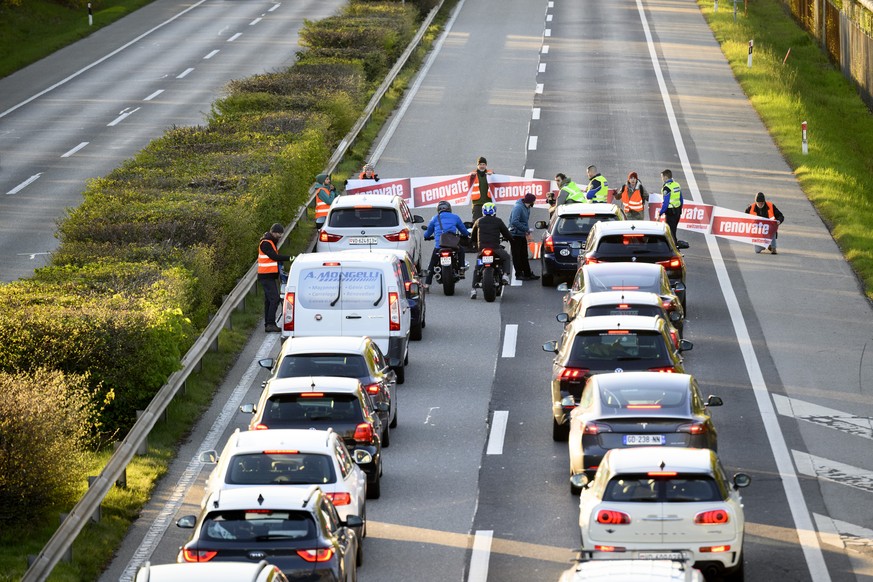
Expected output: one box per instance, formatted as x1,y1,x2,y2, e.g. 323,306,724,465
344,515,365,529
198,450,218,464
542,340,558,353
407,282,420,297
240,403,256,414
556,313,570,324
556,282,570,292
570,473,590,490
258,357,274,370
676,240,690,249
176,515,197,529
732,473,752,489
678,339,693,352
353,449,373,465
560,395,576,408
315,216,326,230
535,220,548,229
413,215,425,224
705,395,724,407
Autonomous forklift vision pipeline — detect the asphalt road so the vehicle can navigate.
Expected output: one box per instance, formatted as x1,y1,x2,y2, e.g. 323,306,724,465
23,0,873,580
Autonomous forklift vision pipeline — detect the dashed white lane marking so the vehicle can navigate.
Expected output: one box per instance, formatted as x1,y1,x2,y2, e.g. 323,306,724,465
528,136,538,150
546,14,553,21
228,32,242,42
486,411,509,455
793,450,873,493
539,63,546,73
535,83,544,94
501,324,518,358
548,0,554,6
524,168,535,179
118,337,279,581
424,406,440,425
6,173,42,195
773,394,873,440
467,530,494,582
532,107,540,120
542,45,549,54
61,142,89,158
634,0,829,576
268,3,280,12
203,49,220,59
143,89,164,101
814,513,873,552
544,28,551,37
107,107,141,127
176,67,194,79
250,17,262,25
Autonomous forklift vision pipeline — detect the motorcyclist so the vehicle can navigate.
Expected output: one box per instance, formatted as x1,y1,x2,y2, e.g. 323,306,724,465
423,201,470,289
469,202,513,299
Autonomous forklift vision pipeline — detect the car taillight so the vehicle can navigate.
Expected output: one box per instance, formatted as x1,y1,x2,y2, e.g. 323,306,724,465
544,236,555,253
669,329,679,348
364,382,381,395
700,545,731,553
325,492,352,506
594,545,626,552
388,291,400,331
648,366,676,373
695,510,730,524
658,256,683,270
584,257,600,265
678,422,707,435
596,510,631,525
353,422,374,443
559,367,589,381
282,292,295,332
404,281,412,291
583,421,613,435
647,471,678,477
253,423,269,430
181,548,217,562
296,548,334,562
319,231,343,243
384,229,410,242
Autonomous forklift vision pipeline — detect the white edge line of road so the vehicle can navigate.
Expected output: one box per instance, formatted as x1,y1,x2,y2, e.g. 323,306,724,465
486,411,509,455
634,0,830,578
0,0,210,120
117,336,279,582
467,530,494,582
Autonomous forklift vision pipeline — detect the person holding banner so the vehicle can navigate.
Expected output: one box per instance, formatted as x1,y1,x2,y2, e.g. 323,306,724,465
745,192,784,254
311,174,338,220
509,193,539,280
359,163,379,181
658,169,683,243
617,171,649,220
468,156,494,221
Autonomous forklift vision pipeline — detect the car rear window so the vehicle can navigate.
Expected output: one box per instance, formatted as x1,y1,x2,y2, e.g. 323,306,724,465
598,384,689,415
584,304,663,318
586,270,662,293
595,234,672,255
263,393,364,424
201,510,314,542
227,452,335,486
603,474,723,502
297,268,384,310
276,354,369,379
570,331,669,364
556,215,617,236
328,207,399,228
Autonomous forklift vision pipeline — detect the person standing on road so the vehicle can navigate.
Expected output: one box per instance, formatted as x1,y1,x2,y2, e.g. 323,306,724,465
745,192,785,254
258,223,293,333
509,193,539,280
658,169,683,243
617,171,648,220
469,202,513,298
359,163,379,181
584,165,609,203
311,173,338,220
468,156,494,222
555,172,585,207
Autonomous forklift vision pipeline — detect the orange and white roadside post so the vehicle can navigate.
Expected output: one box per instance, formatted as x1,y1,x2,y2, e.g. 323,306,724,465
802,121,808,155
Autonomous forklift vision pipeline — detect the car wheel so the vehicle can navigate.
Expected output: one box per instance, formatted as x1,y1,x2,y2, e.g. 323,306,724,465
724,556,745,581
552,417,570,442
389,407,398,428
367,473,381,499
410,318,423,341
570,476,583,496
356,534,363,568
404,351,409,366
541,272,554,287
394,365,405,385
382,425,391,447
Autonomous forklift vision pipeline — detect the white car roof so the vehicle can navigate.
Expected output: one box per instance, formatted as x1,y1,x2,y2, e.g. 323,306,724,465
589,371,693,391
593,219,670,235
556,203,622,217
603,447,717,476
136,561,281,582
291,251,398,267
583,262,665,276
330,194,403,208
264,376,362,396
578,290,665,308
228,428,338,455
562,559,703,582
279,336,370,355
206,485,319,512
566,314,664,333
341,248,412,262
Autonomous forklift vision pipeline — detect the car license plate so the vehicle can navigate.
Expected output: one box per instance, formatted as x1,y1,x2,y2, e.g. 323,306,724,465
638,552,685,560
440,256,453,266
481,255,493,264
611,309,639,316
348,237,378,245
623,435,665,445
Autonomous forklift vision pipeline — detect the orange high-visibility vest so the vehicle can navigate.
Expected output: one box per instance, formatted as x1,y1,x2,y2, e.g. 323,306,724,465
748,201,775,218
621,185,644,213
314,187,332,219
257,239,279,274
469,171,494,203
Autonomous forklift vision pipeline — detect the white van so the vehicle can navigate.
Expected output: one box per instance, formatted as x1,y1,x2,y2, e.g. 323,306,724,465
280,252,413,382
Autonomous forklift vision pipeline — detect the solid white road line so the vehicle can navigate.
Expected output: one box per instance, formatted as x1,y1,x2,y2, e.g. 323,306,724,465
6,173,42,195
467,530,494,582
814,513,873,552
773,394,873,440
228,32,242,42
633,0,830,578
107,107,141,127
486,411,509,455
528,136,538,150
502,324,518,358
203,49,220,60
61,142,89,158
143,89,164,101
176,67,194,79
793,450,873,493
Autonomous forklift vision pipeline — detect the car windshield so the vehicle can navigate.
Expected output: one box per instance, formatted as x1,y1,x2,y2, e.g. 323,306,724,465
276,354,369,379
556,215,617,236
603,474,724,502
595,234,672,255
201,510,314,542
570,331,669,363
585,305,664,318
227,452,335,485
586,270,662,293
263,393,364,424
328,207,399,228
598,384,689,415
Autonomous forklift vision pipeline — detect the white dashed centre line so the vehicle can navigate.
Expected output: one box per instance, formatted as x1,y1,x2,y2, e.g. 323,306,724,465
532,107,541,120
250,17,262,25
228,32,242,42
486,411,509,455
542,45,549,54
528,136,538,150
539,63,546,73
535,83,544,94
143,89,164,101
203,49,220,60
467,530,494,582
547,14,553,21
107,107,141,127
501,324,518,358
177,67,194,79
544,28,551,37
61,142,89,158
6,173,42,195
524,168,535,178
268,3,280,12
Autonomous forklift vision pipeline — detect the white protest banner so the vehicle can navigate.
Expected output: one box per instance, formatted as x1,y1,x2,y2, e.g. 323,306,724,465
648,194,777,246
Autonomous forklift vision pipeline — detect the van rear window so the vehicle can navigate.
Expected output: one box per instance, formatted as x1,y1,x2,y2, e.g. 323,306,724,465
328,208,399,228
297,268,384,310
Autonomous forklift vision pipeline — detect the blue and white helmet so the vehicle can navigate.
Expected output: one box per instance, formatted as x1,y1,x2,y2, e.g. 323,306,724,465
482,202,497,216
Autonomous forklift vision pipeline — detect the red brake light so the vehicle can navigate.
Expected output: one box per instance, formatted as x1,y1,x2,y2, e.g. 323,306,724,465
319,231,343,243
282,292,295,331
585,257,600,265
181,548,217,562
482,248,493,256
659,257,683,269
544,236,555,253
364,382,381,395
263,450,298,454
384,229,410,242
388,291,400,331
648,366,676,373
616,304,630,309
440,250,452,257
559,367,588,381
300,392,324,397
596,510,631,525
253,423,269,430
626,404,661,409
610,286,639,290
404,281,412,291
297,548,335,562
594,545,626,552
325,492,352,506
577,213,596,217
583,421,612,435
607,330,629,335
700,545,731,553
695,510,730,525
353,422,374,443
678,422,707,435
354,205,373,209
647,471,678,477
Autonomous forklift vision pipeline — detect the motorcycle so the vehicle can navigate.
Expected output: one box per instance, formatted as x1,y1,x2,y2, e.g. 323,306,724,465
473,245,507,302
421,226,465,296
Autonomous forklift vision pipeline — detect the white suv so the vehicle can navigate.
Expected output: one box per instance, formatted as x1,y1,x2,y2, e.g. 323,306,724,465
577,447,750,581
198,428,368,534
315,194,425,268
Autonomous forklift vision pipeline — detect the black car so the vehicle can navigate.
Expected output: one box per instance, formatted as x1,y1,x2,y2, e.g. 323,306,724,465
535,203,625,287
176,485,362,580
543,315,692,441
581,220,688,310
567,372,723,489
241,376,386,498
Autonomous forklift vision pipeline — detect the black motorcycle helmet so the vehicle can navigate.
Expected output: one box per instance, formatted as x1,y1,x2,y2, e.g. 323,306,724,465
437,201,452,214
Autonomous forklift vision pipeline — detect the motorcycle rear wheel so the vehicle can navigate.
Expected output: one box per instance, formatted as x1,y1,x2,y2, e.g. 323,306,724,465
482,268,497,302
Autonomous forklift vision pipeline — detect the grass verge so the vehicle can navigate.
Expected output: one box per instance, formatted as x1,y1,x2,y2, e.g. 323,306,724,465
698,0,873,299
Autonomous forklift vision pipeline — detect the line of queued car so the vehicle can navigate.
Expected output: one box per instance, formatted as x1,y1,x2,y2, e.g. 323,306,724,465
541,204,750,581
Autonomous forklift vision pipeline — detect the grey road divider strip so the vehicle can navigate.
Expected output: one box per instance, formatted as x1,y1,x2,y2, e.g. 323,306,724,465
633,0,831,578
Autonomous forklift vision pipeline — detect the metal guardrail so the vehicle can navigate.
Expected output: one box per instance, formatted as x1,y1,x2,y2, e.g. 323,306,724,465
20,2,443,580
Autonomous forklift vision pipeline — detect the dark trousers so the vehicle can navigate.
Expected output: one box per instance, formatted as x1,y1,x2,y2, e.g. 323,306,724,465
260,277,280,326
510,235,532,277
664,207,682,244
472,205,484,222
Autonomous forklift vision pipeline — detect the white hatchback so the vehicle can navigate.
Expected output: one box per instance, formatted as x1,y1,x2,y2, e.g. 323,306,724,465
315,194,425,269
577,447,750,581
135,561,288,582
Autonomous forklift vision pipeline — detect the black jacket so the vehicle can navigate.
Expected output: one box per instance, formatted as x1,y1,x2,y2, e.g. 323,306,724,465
471,215,512,250
258,234,292,280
